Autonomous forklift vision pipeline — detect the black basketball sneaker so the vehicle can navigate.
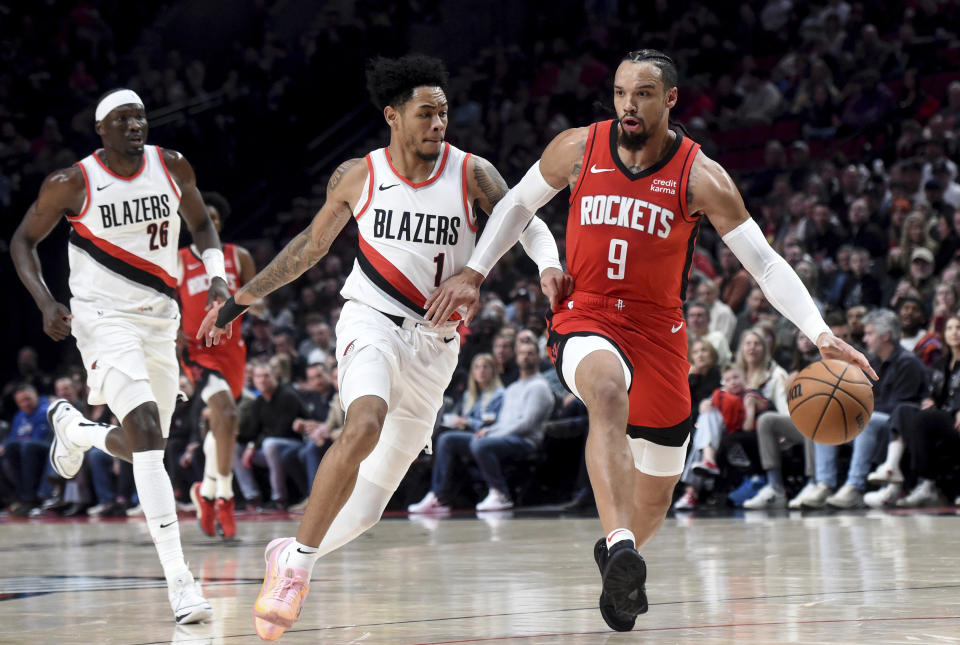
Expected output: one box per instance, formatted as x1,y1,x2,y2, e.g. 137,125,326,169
594,538,645,631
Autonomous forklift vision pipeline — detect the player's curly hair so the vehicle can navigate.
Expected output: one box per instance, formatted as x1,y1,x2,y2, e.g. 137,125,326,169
201,191,231,221
366,54,449,111
622,49,678,90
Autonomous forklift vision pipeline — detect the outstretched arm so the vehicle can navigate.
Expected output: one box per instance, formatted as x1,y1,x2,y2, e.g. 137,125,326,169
164,149,230,305
197,158,365,345
694,153,877,380
10,167,85,341
425,130,586,324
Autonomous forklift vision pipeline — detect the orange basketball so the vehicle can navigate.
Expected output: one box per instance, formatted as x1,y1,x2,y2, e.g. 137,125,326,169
787,359,874,445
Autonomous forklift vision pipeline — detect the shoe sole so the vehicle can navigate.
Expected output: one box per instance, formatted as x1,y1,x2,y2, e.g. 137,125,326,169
602,548,648,617
189,484,216,537
175,602,213,624
594,539,636,631
47,400,81,480
254,616,286,641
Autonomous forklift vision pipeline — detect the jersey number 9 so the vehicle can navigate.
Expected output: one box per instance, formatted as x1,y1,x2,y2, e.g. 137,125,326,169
607,239,627,280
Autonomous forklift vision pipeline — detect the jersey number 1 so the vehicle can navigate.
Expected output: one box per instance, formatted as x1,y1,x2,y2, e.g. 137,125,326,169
147,221,169,250
607,239,627,280
433,252,445,287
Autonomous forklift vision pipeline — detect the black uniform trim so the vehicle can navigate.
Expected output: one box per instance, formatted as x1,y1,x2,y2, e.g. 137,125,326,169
627,416,692,447
69,230,176,298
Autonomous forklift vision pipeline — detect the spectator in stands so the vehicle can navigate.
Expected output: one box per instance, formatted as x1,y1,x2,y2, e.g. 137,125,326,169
875,314,960,507
441,353,505,435
695,279,737,345
674,365,752,511
846,304,869,347
930,281,959,335
840,247,883,308
732,287,773,350
272,328,306,382
800,203,847,261
718,245,752,313
907,246,938,302
743,332,819,509
897,296,942,366
1,384,52,515
491,333,519,386
164,376,202,507
408,342,553,513
685,300,732,368
813,309,926,509
283,362,335,503
689,340,721,427
846,198,887,259
234,362,309,510
298,318,335,366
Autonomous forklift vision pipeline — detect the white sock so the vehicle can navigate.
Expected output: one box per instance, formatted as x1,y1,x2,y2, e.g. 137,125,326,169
200,432,218,499
133,450,189,583
281,540,320,572
216,472,234,500
886,438,905,469
606,528,636,550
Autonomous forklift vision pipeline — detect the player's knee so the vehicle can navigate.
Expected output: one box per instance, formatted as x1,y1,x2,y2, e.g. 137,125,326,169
342,413,385,456
583,378,628,417
123,403,165,450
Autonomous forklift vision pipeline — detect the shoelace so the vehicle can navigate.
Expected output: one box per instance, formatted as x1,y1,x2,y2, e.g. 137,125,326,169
269,574,300,604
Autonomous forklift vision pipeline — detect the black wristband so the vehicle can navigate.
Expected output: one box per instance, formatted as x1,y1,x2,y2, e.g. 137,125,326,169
215,295,249,328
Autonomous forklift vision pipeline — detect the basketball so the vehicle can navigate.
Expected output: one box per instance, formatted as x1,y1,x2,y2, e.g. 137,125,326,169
787,359,874,445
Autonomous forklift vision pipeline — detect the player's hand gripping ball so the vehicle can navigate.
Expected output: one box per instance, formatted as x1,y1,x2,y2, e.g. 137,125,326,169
788,359,874,445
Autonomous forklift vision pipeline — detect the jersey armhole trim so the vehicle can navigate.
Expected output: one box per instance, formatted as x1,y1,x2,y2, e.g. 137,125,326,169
678,142,701,223
355,155,375,220
69,162,91,220
462,152,478,232
156,147,182,200
568,123,598,204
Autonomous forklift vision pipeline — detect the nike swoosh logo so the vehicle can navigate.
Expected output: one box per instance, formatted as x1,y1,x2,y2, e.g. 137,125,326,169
160,520,178,529
96,183,114,191
671,321,684,333
590,164,615,173
296,547,317,555
175,612,191,621
378,183,399,191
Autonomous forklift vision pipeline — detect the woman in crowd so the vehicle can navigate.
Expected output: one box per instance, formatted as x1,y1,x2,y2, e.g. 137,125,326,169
407,354,504,513
689,340,721,427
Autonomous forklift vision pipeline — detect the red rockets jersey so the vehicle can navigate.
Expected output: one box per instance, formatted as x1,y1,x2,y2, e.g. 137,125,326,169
177,243,244,337
566,120,701,311
177,244,247,398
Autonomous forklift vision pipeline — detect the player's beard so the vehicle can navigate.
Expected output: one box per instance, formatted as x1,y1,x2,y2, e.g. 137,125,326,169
618,119,650,151
416,149,441,162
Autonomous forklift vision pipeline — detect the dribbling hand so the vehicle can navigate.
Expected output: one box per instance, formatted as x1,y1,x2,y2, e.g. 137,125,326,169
196,300,233,347
41,300,73,341
815,332,878,380
540,267,574,311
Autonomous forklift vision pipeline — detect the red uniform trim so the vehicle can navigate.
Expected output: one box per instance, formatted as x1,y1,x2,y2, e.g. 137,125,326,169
357,233,428,307
462,153,478,232
568,123,598,204
68,162,92,220
677,142,701,222
156,147,182,199
385,143,450,188
70,220,177,288
92,148,147,181
355,155,375,220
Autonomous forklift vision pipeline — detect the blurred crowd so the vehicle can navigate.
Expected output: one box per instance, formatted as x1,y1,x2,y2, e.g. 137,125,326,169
3,0,960,516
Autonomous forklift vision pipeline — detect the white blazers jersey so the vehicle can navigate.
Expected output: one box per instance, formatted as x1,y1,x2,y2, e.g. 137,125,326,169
340,142,478,321
67,145,182,313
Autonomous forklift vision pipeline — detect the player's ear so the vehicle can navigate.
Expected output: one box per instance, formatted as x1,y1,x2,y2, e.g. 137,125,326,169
384,105,398,129
95,121,104,136
665,87,678,110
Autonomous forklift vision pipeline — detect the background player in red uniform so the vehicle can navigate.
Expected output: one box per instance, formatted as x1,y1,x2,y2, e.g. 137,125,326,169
177,191,255,539
427,50,877,632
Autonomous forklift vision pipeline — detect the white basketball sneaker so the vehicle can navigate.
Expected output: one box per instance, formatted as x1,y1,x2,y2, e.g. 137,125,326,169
407,491,451,514
168,571,213,624
47,399,90,479
864,483,902,508
476,489,513,511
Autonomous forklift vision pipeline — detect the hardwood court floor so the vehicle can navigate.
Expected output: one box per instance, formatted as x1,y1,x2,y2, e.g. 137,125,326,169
1,508,959,644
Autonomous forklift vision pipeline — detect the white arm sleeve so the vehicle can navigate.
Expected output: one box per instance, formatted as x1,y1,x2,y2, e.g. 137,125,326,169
466,160,561,277
721,217,830,344
518,217,562,275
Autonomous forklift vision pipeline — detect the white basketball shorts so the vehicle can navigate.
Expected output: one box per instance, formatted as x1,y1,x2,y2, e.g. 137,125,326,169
71,299,180,436
335,300,460,490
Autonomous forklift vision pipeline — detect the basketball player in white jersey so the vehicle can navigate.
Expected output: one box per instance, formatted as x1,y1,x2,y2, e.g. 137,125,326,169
10,89,230,624
198,55,572,641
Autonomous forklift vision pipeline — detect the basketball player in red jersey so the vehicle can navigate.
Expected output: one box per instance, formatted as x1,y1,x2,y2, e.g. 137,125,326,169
177,191,255,539
426,50,877,631
10,89,229,623
197,55,570,640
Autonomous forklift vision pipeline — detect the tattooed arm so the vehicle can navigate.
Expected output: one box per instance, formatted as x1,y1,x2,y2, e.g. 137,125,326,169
234,158,365,305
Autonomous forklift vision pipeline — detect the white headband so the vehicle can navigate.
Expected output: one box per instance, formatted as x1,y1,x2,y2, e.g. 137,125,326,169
95,90,144,122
